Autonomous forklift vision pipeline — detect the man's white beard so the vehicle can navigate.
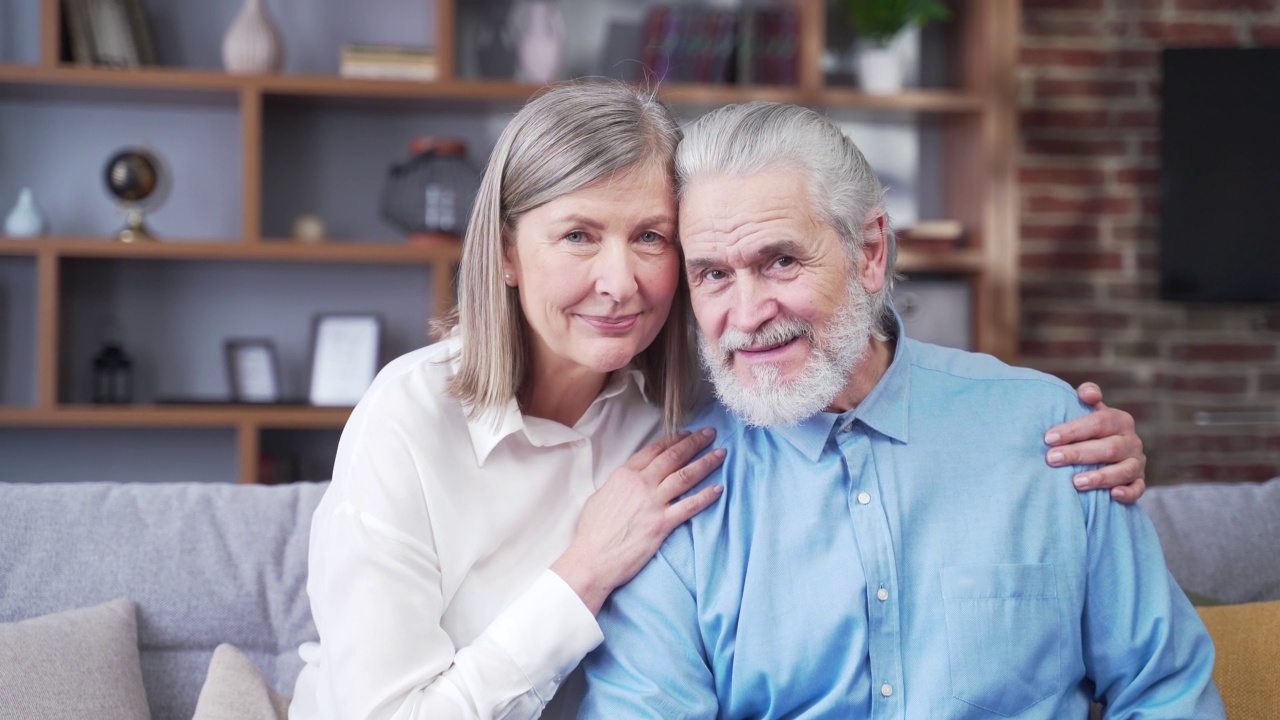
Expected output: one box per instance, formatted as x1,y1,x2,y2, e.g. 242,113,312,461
699,280,875,428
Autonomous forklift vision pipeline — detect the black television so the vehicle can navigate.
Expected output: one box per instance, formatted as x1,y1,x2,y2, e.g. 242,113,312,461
1160,48,1280,303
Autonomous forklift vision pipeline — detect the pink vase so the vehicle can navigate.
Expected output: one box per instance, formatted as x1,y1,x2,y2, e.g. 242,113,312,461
222,0,284,74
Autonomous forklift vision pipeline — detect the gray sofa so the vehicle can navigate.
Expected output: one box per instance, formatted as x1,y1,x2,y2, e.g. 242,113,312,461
1,477,1277,720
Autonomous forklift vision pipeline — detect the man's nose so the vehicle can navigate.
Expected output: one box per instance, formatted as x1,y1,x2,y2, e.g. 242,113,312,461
728,275,778,334
594,241,639,302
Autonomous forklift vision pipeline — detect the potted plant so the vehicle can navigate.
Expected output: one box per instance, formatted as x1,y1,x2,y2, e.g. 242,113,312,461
835,0,950,94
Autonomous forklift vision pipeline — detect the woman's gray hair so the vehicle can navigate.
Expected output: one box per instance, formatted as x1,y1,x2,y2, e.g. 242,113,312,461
675,102,897,340
440,82,693,429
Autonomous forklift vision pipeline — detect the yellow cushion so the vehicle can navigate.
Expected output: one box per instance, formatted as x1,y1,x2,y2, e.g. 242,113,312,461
1197,600,1280,720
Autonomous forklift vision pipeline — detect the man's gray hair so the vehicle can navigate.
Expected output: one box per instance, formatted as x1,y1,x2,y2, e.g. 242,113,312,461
675,102,897,340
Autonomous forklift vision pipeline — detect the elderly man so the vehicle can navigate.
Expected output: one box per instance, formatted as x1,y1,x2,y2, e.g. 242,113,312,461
579,103,1224,719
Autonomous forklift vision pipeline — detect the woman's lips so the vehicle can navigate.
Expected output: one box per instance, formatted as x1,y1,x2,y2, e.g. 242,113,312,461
579,313,640,332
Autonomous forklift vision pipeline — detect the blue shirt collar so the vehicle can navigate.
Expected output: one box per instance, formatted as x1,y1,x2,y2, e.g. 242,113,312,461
770,310,911,461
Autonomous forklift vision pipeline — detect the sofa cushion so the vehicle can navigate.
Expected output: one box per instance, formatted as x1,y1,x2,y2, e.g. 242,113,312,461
0,481,329,720
193,643,290,720
1140,477,1280,604
1197,600,1280,720
0,597,150,720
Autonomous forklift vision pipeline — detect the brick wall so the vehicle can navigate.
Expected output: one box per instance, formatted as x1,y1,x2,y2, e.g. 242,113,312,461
1018,0,1280,484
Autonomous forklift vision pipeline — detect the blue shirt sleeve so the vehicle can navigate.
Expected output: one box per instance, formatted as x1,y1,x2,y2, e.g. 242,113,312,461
579,541,718,719
1080,488,1226,717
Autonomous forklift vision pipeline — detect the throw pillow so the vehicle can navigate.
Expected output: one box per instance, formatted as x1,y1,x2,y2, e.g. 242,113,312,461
0,597,150,720
192,644,290,720
1198,600,1280,720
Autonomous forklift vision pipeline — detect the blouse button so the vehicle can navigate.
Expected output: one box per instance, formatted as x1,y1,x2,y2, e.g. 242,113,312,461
857,491,871,505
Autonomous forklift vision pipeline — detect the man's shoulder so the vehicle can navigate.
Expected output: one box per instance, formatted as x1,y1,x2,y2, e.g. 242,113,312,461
907,339,1078,396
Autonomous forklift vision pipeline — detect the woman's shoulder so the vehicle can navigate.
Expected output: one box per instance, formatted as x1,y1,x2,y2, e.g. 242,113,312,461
349,337,464,432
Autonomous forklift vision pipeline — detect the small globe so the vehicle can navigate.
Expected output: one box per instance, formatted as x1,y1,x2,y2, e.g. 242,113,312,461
104,150,159,203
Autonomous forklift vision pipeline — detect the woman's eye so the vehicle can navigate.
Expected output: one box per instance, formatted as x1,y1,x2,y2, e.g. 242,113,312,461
564,231,587,243
638,231,664,244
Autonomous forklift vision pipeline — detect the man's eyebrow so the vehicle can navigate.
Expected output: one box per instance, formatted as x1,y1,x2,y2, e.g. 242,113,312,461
684,239,805,275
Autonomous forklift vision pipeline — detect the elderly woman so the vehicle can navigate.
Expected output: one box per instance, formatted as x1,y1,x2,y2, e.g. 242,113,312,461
289,84,1146,720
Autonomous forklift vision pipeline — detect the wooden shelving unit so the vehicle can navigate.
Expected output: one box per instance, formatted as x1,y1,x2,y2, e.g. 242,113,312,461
1,0,1018,483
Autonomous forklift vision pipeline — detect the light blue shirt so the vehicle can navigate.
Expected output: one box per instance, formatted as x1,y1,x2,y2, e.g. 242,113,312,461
580,325,1224,719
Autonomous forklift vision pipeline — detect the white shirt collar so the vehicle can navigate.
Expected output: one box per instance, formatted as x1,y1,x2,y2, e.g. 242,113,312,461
464,366,648,467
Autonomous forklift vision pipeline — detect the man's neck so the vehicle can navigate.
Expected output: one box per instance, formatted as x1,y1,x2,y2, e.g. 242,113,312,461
824,335,895,414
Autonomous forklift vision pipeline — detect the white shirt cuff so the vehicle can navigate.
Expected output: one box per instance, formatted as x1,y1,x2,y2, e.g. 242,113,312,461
485,568,604,697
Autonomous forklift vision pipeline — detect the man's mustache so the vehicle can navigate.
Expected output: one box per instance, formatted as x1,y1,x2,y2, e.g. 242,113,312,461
715,317,816,363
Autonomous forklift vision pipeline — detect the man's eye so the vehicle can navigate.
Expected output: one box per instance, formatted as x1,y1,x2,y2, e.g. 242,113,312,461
774,256,796,268
704,269,727,281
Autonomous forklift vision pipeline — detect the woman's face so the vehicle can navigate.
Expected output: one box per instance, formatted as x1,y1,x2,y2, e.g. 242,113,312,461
505,162,680,379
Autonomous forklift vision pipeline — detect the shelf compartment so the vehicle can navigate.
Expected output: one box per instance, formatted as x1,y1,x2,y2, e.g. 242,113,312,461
14,236,461,264
57,258,438,405
0,255,38,407
0,405,351,428
0,426,238,483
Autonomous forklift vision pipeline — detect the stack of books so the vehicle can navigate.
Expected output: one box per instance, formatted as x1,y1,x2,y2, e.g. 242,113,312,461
339,44,438,81
897,220,966,251
640,5,799,86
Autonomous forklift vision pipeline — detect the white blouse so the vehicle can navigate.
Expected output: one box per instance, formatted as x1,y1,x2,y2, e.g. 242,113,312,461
289,336,663,720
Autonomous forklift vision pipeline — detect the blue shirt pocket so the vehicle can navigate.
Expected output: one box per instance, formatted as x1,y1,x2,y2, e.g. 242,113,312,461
941,563,1061,717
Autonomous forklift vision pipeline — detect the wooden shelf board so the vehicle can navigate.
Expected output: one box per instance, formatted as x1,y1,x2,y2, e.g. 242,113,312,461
0,64,985,113
0,405,352,428
896,248,985,274
0,239,41,257
11,237,462,264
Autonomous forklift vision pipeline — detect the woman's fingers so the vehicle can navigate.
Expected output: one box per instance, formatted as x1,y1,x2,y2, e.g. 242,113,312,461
665,484,725,527
1071,456,1146,493
644,427,716,481
657,446,726,503
623,430,693,472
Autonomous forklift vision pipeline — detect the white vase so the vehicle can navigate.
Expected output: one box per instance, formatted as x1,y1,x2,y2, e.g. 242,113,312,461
4,188,47,238
221,0,284,74
513,2,566,84
857,44,904,95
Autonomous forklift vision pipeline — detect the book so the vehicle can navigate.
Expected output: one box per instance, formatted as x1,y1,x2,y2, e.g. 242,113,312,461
340,44,438,81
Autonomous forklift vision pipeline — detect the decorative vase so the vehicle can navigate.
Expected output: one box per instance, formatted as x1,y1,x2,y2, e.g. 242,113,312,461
856,44,904,95
513,1,565,84
4,188,47,237
221,0,284,74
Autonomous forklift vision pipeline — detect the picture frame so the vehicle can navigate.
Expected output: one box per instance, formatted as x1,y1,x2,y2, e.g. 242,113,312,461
308,314,383,407
225,338,282,404
64,0,156,67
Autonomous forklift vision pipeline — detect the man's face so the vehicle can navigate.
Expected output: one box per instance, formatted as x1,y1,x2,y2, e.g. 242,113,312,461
680,167,880,426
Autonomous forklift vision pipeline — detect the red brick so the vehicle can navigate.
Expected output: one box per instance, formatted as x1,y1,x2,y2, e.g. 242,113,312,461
1116,110,1159,128
1024,138,1128,157
1116,50,1159,69
1174,0,1276,10
1020,47,1112,68
1267,312,1280,332
1169,343,1278,362
1116,168,1160,185
1113,224,1157,243
1033,78,1140,99
1021,222,1102,242
1140,195,1160,214
1156,373,1250,394
1021,109,1110,130
1024,0,1104,8
1023,18,1103,38
1020,339,1104,359
1022,251,1124,270
1020,166,1107,186
1051,370,1142,393
1105,281,1158,300
1161,434,1261,453
1261,373,1280,392
1186,465,1280,482
1255,25,1280,45
1025,309,1132,329
1138,21,1238,44
1026,194,1136,215
1021,279,1098,301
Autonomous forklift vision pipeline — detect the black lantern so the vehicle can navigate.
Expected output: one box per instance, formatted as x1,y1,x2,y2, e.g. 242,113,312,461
92,343,133,404
380,137,481,243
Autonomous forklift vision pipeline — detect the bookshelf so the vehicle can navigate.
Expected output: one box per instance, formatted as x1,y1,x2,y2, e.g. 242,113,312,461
0,0,1018,484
